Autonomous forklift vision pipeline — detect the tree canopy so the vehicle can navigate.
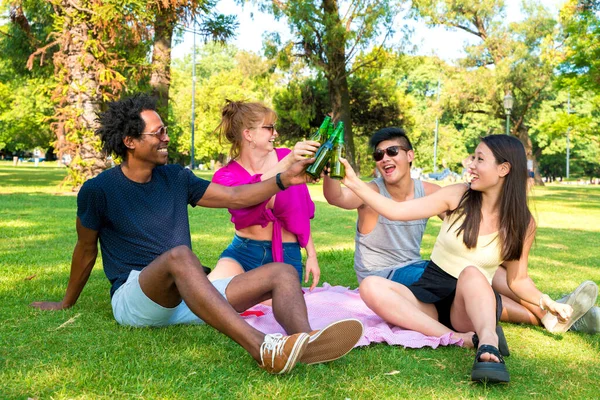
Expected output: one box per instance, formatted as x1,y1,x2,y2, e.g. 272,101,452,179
0,0,598,184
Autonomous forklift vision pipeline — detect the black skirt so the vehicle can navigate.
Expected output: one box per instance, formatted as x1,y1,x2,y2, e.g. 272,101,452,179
407,260,502,331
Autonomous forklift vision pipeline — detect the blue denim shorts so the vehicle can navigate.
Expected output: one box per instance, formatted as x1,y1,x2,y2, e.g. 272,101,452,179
219,234,303,280
388,259,429,286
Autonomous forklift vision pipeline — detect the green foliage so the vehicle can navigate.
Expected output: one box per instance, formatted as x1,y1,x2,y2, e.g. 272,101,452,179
409,0,598,179
169,43,279,164
0,77,55,152
559,0,600,92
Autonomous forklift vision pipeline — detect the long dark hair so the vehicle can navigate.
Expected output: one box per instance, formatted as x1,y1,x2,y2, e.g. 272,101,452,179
450,135,532,261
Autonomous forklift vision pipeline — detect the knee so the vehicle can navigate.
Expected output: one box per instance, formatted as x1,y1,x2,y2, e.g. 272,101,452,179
457,266,491,291
458,265,484,281
264,262,299,282
166,246,200,272
359,276,384,304
491,267,506,289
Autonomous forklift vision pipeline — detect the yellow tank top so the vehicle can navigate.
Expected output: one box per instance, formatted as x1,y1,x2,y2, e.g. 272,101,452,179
430,214,502,284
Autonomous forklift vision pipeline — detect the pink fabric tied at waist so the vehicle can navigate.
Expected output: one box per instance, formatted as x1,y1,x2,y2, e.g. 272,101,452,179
264,208,283,262
211,148,315,261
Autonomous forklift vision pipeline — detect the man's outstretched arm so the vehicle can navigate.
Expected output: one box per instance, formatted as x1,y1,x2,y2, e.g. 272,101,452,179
197,157,314,209
322,175,368,210
30,218,98,310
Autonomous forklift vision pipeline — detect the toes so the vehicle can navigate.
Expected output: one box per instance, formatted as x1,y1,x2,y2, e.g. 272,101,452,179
478,350,500,363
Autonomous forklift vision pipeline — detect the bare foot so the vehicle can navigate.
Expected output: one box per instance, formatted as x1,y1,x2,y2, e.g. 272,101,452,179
453,332,475,348
477,347,501,363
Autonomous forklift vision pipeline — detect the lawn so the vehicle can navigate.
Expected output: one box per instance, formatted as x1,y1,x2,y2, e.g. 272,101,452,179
1,163,599,399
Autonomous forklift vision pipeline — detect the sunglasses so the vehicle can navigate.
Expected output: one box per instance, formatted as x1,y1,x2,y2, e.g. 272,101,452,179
141,126,168,141
261,124,276,134
372,145,409,161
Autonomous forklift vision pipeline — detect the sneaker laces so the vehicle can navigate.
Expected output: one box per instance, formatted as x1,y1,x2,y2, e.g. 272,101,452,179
260,333,288,367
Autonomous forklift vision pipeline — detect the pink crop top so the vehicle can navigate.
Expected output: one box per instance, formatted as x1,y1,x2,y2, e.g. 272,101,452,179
212,148,315,262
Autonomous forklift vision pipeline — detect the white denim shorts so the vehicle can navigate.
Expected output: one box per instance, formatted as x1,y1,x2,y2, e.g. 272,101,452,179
111,269,233,327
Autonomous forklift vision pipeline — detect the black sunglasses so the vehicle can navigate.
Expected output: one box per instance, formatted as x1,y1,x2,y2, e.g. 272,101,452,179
372,145,408,161
261,124,276,134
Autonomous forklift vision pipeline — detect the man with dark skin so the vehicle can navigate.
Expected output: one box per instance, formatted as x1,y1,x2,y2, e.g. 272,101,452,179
31,94,363,374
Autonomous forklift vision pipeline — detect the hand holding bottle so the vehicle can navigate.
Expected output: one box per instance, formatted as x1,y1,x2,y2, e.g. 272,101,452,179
338,157,361,190
290,140,320,162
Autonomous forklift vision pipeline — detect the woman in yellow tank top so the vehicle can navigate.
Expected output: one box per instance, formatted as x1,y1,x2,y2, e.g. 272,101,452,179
340,135,574,384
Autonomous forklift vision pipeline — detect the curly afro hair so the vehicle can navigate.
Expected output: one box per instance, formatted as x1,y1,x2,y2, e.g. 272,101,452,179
96,93,157,160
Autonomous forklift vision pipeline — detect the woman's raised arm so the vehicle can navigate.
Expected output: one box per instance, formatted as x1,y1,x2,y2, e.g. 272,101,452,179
340,158,464,221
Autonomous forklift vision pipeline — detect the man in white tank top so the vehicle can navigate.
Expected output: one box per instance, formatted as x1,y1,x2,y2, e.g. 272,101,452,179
323,127,599,334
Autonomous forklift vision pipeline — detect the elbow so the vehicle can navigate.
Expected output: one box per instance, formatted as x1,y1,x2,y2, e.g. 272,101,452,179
323,191,339,207
506,276,519,292
226,187,252,209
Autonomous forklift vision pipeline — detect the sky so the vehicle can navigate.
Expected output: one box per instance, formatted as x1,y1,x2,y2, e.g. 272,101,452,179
172,0,566,62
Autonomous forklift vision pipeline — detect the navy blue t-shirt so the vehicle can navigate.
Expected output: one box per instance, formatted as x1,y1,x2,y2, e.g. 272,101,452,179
77,164,210,296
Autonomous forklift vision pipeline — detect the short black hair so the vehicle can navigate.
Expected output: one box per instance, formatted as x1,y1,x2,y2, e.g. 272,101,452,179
369,127,413,151
96,93,157,160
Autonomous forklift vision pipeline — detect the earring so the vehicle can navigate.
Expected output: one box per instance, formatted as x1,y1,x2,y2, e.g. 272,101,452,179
249,138,257,149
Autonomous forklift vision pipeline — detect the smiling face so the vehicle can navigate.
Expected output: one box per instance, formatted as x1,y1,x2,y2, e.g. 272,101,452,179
468,142,509,192
255,116,278,150
242,113,278,155
127,110,169,166
374,138,414,185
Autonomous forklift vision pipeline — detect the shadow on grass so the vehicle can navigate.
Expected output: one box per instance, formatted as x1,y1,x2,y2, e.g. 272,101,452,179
530,186,600,211
0,166,67,189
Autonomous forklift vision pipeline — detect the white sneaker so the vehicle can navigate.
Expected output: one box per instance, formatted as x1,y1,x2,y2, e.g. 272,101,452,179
546,281,598,333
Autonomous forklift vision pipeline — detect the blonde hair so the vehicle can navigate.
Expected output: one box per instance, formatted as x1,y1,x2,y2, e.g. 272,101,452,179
215,100,277,160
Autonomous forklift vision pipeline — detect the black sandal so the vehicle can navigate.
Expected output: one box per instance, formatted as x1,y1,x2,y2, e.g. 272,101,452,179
471,344,510,383
472,325,510,357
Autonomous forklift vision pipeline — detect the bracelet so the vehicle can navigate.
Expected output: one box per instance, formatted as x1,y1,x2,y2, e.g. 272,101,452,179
275,173,287,191
539,294,547,311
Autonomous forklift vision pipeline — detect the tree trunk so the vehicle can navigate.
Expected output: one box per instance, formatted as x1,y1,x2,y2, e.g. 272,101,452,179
58,1,110,187
516,125,544,186
323,0,357,173
328,72,357,173
150,7,174,120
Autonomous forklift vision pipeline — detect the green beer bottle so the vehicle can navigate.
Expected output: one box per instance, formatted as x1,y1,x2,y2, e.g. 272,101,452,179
308,116,331,142
304,117,331,158
306,121,344,179
329,123,346,180
323,119,334,145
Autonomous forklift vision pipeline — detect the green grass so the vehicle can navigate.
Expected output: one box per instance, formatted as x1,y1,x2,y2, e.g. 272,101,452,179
1,164,599,399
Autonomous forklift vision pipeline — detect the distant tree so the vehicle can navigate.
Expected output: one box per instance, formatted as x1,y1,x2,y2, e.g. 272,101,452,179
257,0,402,172
0,1,55,153
169,43,278,165
530,89,599,180
149,1,238,118
559,0,600,93
412,0,564,184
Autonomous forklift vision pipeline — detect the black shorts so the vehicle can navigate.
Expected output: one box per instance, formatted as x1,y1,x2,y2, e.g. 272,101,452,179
407,261,502,331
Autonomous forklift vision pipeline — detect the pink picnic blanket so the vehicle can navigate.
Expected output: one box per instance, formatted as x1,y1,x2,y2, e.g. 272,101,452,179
241,283,462,349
